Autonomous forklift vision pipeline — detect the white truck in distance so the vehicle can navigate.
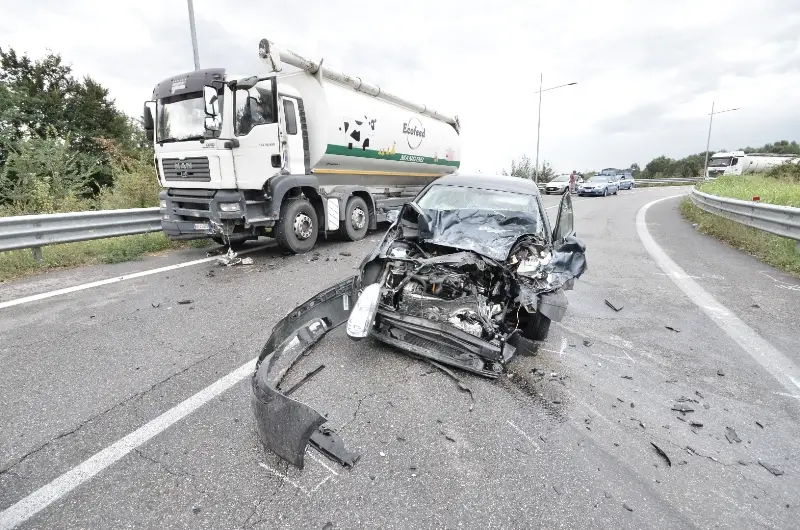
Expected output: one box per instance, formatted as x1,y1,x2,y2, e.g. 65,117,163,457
142,38,461,253
706,150,798,178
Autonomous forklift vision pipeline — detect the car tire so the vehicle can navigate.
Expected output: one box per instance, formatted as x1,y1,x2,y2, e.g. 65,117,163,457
339,196,369,241
603,188,608,197
275,198,318,254
614,188,618,195
526,312,552,341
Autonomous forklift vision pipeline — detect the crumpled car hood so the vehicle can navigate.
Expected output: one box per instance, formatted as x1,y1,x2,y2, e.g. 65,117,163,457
418,208,544,262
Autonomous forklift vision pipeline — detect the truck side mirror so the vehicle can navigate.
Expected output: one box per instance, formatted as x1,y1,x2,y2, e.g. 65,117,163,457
204,116,221,133
203,86,219,117
143,102,155,130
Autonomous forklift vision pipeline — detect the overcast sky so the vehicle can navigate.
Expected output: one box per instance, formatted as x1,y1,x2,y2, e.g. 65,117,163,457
2,0,799,173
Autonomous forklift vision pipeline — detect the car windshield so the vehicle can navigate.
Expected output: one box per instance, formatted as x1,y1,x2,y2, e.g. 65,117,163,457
708,157,732,167
156,92,209,143
551,175,570,182
591,177,609,182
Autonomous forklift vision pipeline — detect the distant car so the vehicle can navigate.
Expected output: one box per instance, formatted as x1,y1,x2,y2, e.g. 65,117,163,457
617,173,635,190
544,174,570,194
578,176,619,197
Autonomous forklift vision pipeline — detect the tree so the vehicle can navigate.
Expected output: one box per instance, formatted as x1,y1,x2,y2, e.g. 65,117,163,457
740,140,800,155
501,155,555,181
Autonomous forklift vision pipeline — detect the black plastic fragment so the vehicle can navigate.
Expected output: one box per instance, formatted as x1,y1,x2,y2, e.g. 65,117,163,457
725,427,742,444
284,364,326,397
605,299,623,312
758,460,784,476
623,503,634,512
309,426,360,468
755,421,764,429
672,404,694,414
650,442,672,467
621,375,633,380
665,326,680,332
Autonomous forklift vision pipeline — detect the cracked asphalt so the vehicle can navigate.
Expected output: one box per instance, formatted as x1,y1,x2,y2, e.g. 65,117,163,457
1,186,798,529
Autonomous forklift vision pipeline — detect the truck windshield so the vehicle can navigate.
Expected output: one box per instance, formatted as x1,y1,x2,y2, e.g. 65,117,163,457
708,157,732,167
157,92,210,143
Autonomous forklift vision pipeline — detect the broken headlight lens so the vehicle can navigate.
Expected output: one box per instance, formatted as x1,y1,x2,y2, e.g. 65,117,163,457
219,202,242,212
346,283,381,340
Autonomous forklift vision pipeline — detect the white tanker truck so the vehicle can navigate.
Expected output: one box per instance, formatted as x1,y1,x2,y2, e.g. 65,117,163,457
706,150,798,178
142,38,461,253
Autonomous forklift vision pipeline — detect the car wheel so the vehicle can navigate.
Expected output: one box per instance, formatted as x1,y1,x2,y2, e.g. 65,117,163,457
339,196,369,241
275,197,318,254
614,188,618,195
603,188,608,197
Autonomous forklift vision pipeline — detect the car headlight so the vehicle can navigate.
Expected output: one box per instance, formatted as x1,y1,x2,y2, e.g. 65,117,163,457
346,283,381,340
219,202,241,212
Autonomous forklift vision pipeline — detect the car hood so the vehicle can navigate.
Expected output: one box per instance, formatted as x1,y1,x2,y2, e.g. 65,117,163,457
418,207,545,262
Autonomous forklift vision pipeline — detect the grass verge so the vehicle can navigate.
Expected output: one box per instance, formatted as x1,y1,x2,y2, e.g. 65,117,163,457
680,199,800,276
0,234,212,283
697,174,800,207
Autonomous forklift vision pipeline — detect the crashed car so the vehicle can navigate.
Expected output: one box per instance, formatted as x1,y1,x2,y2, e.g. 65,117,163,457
250,174,586,468
346,174,587,377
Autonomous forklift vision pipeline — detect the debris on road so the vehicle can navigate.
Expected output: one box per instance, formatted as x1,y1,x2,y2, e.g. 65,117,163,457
177,299,193,305
206,269,215,277
553,485,562,495
758,460,784,476
738,460,749,466
241,257,254,265
676,395,699,403
206,247,225,256
583,339,593,347
440,429,457,442
725,427,742,444
283,365,326,397
665,326,680,332
616,397,625,403
672,404,694,414
339,251,352,256
604,491,613,499
604,299,623,312
630,402,635,408
689,421,704,428
621,375,633,380
192,506,201,514
755,421,764,429
623,503,634,512
322,523,333,530
717,369,725,377
695,390,704,399
650,442,672,467
216,247,243,266
151,302,161,308
427,360,475,411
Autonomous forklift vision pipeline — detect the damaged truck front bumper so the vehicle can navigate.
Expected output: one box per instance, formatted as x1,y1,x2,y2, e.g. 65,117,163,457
250,276,361,468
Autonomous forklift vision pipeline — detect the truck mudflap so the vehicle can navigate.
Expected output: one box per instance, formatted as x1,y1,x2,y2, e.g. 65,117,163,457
251,276,360,468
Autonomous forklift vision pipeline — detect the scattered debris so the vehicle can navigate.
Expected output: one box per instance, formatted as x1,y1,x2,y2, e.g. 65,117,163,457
539,435,547,444
665,379,678,383
755,421,764,429
725,427,742,444
650,442,672,467
676,396,699,403
397,436,406,442
440,430,456,443
369,474,376,481
623,503,634,512
738,460,749,466
206,247,225,256
758,460,784,476
241,257,254,265
621,375,633,380
322,523,333,530
630,402,635,408
677,416,686,422
339,251,352,256
177,299,193,305
665,326,680,332
151,302,161,308
717,369,725,377
192,506,201,515
703,403,710,410
427,360,475,411
604,491,613,499
751,304,760,309
379,452,386,457
604,299,623,312
206,269,215,277
672,404,694,414
583,340,593,347
689,421,704,428
613,442,620,447
616,397,625,403
552,400,562,404
284,365,326,397
695,390,704,399
553,485,562,495
216,247,244,266
310,256,319,262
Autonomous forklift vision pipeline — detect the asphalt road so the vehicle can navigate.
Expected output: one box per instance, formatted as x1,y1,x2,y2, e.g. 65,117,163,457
1,186,798,529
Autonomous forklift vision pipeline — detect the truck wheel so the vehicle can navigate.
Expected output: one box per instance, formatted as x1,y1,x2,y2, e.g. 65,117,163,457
275,198,318,254
525,312,552,341
340,196,369,241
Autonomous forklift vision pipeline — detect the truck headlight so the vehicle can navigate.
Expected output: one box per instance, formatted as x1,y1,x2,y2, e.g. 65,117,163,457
219,202,241,212
159,200,167,208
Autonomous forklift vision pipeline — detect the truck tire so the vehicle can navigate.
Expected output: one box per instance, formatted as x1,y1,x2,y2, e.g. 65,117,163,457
275,198,318,254
339,196,369,241
525,312,552,341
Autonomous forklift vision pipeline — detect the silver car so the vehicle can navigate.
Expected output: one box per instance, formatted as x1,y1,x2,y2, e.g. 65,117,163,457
617,173,635,190
578,176,619,196
544,174,571,194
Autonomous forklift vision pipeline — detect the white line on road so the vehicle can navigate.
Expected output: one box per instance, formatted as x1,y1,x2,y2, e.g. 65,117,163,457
0,243,274,311
0,358,258,529
258,462,309,494
506,420,541,452
636,195,800,395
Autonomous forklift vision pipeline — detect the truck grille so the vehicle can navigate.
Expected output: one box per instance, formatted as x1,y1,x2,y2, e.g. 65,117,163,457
161,157,211,182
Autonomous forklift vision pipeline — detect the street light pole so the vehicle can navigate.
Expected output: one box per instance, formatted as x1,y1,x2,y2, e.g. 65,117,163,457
534,77,577,183
703,102,740,178
187,0,201,70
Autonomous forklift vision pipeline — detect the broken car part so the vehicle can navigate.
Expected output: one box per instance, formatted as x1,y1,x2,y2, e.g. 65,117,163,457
251,276,360,468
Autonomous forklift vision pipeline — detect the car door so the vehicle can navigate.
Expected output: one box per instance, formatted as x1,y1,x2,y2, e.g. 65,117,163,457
552,191,575,243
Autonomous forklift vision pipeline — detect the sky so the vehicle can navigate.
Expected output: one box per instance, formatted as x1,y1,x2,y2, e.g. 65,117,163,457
1,0,799,174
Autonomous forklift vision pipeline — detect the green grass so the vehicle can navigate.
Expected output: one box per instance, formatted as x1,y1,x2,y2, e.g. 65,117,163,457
680,199,800,276
0,234,213,283
697,174,800,207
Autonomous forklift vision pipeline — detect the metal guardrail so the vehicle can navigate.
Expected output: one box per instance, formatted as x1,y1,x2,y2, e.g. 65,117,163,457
0,208,162,255
690,188,800,242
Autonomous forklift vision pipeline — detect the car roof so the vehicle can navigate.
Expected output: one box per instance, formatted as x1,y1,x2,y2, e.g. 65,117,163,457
432,174,541,195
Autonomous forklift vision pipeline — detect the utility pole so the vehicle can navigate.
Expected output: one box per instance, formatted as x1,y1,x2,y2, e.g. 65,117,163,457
703,102,740,179
534,76,577,183
187,0,201,70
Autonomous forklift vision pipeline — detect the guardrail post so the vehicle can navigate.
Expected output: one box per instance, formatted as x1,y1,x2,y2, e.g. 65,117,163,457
31,246,43,262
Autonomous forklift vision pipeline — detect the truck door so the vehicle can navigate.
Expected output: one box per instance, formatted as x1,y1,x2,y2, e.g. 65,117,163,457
281,96,307,174
231,82,280,189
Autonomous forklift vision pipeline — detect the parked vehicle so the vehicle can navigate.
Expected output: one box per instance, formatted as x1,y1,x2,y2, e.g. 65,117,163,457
706,151,799,178
617,171,635,190
249,173,587,467
143,38,461,253
544,174,570,194
578,175,619,196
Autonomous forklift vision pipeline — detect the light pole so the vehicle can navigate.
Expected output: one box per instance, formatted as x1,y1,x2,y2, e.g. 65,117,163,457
187,0,201,70
534,76,577,183
703,102,739,178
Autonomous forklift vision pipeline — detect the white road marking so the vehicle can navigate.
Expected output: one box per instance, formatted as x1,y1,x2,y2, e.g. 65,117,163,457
0,357,257,529
774,392,800,400
258,462,309,494
506,420,541,452
0,243,274,311
558,337,568,356
636,195,800,395
758,271,800,292
305,449,340,476
308,475,333,496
